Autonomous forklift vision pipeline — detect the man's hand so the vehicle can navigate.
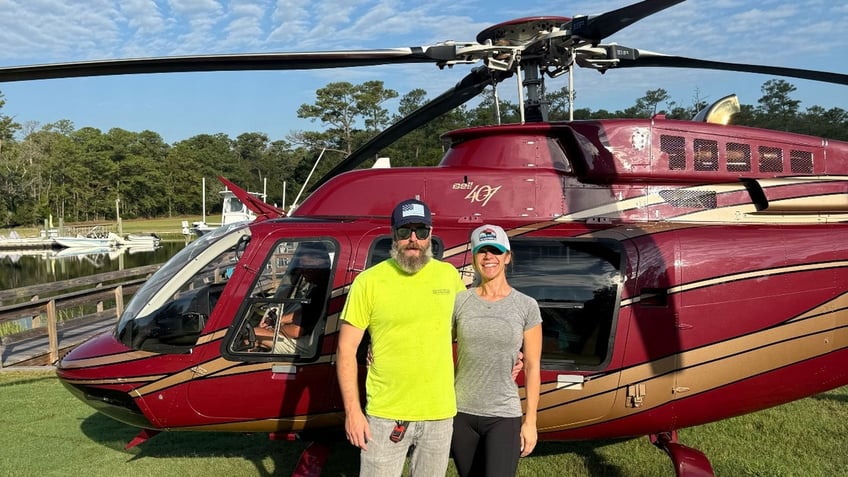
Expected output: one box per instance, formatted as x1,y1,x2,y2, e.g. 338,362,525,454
511,351,524,380
344,409,371,450
259,307,279,329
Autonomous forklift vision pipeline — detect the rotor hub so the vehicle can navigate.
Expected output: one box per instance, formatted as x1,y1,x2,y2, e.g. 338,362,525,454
476,16,571,45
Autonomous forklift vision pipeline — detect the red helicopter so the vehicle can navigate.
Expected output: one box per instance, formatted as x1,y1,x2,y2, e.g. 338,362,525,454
2,1,847,476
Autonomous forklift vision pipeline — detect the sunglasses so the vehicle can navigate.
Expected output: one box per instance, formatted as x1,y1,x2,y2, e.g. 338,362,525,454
475,246,505,255
394,225,431,240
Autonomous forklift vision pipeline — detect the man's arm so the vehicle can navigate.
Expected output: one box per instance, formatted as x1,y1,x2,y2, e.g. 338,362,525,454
337,322,370,450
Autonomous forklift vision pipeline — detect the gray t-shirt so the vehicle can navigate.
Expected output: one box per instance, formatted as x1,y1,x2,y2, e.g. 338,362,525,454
453,288,542,418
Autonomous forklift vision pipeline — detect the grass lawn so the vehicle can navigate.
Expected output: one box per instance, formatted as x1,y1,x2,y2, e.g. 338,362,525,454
1,369,845,476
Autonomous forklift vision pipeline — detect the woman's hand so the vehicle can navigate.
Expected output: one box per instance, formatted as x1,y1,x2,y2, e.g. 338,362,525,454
519,421,537,457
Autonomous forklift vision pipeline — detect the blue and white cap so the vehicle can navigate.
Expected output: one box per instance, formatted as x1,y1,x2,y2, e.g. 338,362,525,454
471,224,510,254
391,199,432,228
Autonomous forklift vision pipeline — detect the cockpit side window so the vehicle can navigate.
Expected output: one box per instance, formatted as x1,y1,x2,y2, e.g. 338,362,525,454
227,239,336,360
509,238,623,369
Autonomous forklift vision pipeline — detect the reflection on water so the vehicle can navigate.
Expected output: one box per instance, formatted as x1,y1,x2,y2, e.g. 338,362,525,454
0,241,188,290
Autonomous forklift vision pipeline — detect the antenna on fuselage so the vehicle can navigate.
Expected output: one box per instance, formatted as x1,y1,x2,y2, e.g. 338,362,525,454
291,148,326,210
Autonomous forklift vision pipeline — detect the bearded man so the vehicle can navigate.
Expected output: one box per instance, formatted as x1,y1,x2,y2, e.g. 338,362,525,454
337,198,466,477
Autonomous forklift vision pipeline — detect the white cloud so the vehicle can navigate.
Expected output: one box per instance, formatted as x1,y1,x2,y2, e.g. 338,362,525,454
119,0,167,36
0,0,844,143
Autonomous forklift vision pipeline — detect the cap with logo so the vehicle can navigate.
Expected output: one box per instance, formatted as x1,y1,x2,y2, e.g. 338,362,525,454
471,224,510,254
391,199,432,228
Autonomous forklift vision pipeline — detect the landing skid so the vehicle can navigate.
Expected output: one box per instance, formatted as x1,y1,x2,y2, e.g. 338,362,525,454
649,431,715,477
125,428,160,449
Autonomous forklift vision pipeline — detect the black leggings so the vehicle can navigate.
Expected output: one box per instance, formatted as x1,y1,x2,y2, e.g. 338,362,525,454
451,412,522,477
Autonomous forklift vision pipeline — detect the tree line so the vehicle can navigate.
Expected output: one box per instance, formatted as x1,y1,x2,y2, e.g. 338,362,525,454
0,78,845,228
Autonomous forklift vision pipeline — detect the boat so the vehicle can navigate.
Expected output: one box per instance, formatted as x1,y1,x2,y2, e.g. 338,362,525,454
122,233,161,247
0,230,58,250
52,226,121,249
53,234,120,248
124,244,159,255
192,188,266,237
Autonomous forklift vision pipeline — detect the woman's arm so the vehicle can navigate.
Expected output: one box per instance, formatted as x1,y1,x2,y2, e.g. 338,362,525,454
520,323,542,457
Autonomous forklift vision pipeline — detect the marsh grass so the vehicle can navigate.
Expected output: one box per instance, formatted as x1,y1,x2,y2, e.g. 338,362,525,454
1,370,845,477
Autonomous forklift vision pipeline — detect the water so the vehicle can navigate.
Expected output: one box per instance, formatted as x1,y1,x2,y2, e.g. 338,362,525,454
0,241,187,290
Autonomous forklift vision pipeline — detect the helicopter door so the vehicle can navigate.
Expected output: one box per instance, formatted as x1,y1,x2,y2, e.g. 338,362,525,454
187,235,346,422
508,236,634,429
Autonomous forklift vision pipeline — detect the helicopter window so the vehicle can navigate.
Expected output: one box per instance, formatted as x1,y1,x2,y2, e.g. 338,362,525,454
366,235,444,268
790,150,813,173
726,142,751,172
549,137,573,173
508,238,623,369
758,146,784,173
226,239,336,360
115,227,245,354
693,139,719,171
660,135,686,170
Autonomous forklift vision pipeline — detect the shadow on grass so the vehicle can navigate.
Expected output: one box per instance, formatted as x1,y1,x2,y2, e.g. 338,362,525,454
79,413,361,476
530,438,638,476
811,389,848,404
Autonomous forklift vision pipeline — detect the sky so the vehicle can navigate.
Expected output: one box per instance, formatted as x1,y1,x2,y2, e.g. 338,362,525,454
0,0,846,144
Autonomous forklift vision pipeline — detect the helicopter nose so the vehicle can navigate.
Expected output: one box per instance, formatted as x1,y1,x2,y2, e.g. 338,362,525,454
56,332,155,430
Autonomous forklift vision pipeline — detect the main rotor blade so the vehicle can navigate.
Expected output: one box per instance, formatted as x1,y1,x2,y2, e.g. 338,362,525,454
571,0,685,43
613,51,848,86
0,47,459,82
310,67,509,191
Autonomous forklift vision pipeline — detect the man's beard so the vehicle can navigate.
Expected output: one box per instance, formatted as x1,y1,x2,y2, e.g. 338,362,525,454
390,240,433,274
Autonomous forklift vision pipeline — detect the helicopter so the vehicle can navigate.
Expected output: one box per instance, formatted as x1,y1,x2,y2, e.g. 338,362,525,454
2,0,847,476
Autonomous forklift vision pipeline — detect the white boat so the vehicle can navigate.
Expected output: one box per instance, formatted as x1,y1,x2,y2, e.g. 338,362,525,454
0,230,57,250
125,244,158,255
122,233,161,247
192,188,265,237
53,231,121,249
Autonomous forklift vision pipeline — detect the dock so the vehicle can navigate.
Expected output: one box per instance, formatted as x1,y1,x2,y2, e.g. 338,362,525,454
0,236,58,250
0,264,161,368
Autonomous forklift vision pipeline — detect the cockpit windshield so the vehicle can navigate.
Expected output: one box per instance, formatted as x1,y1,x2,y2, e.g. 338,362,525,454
115,223,250,353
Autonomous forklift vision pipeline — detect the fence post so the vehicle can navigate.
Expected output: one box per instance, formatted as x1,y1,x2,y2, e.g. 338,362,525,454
96,282,104,313
114,285,124,319
47,299,58,364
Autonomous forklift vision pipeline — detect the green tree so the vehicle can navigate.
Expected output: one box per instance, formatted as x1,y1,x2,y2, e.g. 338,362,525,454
295,82,363,157
546,86,576,121
0,92,24,225
357,80,399,132
634,88,673,117
235,132,272,189
755,79,801,131
107,129,170,218
0,91,21,146
166,134,238,217
797,106,848,141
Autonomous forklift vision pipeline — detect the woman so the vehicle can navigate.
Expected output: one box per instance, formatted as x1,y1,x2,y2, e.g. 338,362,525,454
451,224,543,476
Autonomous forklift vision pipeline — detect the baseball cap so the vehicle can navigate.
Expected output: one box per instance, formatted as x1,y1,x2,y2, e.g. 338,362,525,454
391,199,432,228
471,224,510,254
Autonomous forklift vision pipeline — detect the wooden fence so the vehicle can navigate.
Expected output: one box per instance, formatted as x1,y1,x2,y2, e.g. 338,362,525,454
0,265,161,367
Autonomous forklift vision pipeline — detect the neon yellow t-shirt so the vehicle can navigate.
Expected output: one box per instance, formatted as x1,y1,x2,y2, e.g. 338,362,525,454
341,258,466,421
